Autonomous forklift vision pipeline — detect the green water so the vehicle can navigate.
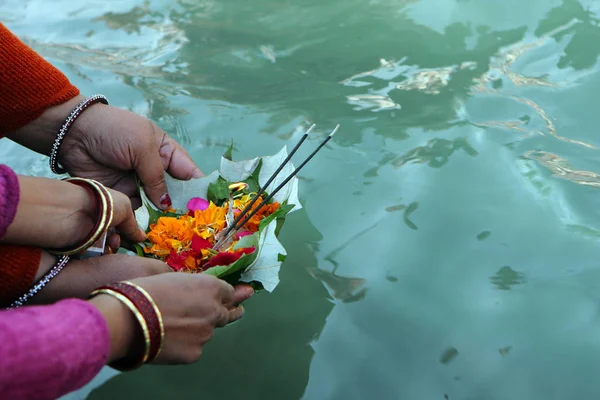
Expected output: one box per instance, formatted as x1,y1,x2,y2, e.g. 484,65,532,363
4,0,600,398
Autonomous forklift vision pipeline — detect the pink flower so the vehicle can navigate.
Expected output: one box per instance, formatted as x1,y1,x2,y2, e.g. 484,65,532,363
187,197,209,212
235,230,253,240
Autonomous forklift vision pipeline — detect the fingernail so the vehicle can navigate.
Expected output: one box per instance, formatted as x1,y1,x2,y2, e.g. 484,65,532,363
192,168,203,179
139,228,147,239
159,193,172,209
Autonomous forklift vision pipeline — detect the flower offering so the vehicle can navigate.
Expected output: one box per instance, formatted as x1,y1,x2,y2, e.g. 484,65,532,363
134,124,338,292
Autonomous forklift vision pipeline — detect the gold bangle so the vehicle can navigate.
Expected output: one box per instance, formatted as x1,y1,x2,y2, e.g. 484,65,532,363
122,281,165,361
52,178,114,256
90,288,151,370
87,179,114,233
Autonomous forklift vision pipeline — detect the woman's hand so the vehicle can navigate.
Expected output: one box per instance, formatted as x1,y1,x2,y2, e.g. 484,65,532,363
3,175,145,251
88,273,253,365
6,95,202,210
29,253,172,304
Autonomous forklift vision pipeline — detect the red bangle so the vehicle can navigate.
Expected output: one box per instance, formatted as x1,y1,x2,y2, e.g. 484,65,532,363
90,281,164,370
51,178,114,256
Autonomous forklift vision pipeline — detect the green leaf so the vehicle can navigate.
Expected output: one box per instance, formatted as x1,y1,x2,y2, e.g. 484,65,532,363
145,202,165,228
275,218,285,236
133,243,146,257
259,203,295,231
207,178,230,205
203,234,259,278
243,159,262,193
223,140,234,161
233,233,259,250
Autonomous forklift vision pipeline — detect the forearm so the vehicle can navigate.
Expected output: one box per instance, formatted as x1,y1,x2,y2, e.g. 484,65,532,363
3,175,96,249
0,299,111,399
5,94,85,156
0,22,79,137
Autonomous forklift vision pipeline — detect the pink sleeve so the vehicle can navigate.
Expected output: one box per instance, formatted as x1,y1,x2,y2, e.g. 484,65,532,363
0,164,19,239
0,298,110,399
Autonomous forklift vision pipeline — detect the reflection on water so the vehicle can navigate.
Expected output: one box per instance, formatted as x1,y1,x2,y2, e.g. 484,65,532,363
490,266,526,290
4,0,600,399
524,150,600,188
306,268,367,303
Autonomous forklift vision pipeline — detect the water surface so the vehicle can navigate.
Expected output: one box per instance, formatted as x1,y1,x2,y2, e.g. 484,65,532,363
3,0,600,399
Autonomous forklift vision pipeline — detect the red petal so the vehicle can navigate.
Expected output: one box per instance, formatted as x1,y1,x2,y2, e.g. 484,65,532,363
166,251,187,271
191,235,212,252
205,247,255,268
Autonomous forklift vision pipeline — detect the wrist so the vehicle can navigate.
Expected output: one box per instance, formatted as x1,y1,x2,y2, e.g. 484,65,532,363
4,176,97,249
5,95,85,156
89,294,142,364
35,251,58,281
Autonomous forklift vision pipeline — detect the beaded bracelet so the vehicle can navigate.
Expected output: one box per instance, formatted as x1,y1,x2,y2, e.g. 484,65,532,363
51,178,114,256
50,94,109,175
89,281,164,370
7,255,70,309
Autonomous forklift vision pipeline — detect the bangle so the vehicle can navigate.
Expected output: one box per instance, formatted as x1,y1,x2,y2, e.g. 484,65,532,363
51,178,114,256
7,255,70,309
89,281,164,370
50,94,109,175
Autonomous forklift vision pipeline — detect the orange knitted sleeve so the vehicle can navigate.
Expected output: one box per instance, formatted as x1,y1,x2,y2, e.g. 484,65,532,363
0,245,41,307
0,23,79,135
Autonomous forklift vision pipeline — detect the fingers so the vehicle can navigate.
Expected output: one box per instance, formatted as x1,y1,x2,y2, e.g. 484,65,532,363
30,255,171,303
215,305,245,327
134,137,171,210
231,284,254,307
109,189,146,244
156,130,203,180
104,174,142,210
105,232,120,254
217,279,236,307
228,305,245,323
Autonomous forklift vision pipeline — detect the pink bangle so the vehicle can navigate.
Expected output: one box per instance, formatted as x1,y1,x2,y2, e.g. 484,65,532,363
49,94,109,174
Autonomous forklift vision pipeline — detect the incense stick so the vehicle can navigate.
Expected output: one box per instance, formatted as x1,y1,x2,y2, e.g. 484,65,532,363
214,124,339,250
223,124,315,240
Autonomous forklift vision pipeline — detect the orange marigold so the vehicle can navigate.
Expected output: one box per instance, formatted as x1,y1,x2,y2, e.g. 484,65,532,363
243,202,280,232
146,215,195,257
192,202,227,240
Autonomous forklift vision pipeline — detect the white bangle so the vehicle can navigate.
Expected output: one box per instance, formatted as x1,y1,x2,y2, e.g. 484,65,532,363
7,255,70,309
49,94,109,174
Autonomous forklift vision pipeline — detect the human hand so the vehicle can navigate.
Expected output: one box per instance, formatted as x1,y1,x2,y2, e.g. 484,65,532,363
89,273,253,365
4,175,145,251
7,95,203,210
29,253,171,305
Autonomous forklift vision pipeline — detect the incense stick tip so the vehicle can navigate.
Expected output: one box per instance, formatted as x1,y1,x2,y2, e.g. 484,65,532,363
329,124,340,137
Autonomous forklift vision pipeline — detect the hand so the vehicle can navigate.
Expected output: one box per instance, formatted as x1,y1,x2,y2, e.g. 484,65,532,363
89,273,253,365
29,253,172,304
3,175,145,250
6,95,203,210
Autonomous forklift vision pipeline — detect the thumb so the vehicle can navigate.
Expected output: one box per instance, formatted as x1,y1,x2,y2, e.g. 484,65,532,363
158,135,203,180
135,144,171,210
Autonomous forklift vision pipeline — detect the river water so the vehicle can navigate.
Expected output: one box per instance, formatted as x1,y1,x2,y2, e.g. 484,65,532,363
3,0,600,399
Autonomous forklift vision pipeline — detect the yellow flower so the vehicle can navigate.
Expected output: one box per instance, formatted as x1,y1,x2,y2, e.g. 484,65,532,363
192,202,227,240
